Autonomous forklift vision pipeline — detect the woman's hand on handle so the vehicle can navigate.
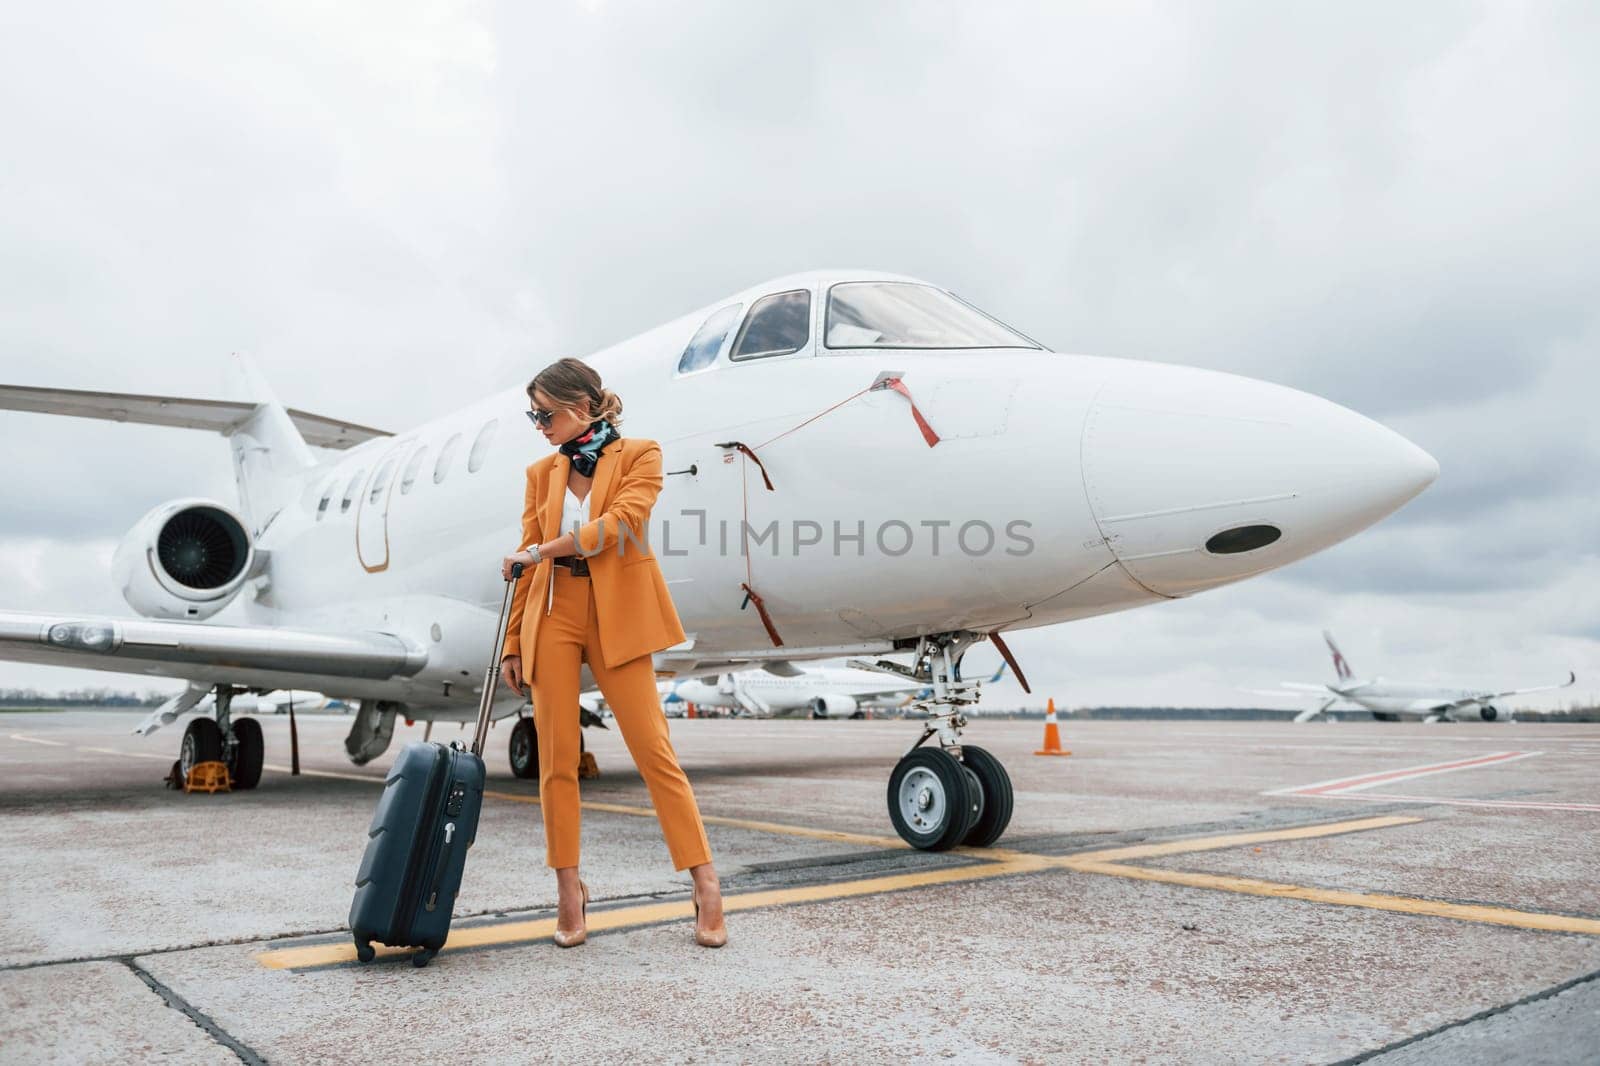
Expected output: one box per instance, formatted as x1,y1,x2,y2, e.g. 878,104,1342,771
500,654,526,697
502,550,535,580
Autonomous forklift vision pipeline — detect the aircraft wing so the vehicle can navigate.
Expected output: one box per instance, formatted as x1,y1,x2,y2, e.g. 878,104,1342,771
0,384,390,449
1442,671,1577,710
0,609,428,689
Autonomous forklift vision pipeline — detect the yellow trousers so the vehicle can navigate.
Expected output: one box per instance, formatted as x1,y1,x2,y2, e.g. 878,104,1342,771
530,565,712,871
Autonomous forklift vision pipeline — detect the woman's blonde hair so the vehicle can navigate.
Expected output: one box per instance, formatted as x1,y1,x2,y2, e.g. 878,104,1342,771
527,356,623,426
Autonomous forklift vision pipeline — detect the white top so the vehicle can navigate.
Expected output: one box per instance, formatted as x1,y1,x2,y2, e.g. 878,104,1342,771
559,485,589,544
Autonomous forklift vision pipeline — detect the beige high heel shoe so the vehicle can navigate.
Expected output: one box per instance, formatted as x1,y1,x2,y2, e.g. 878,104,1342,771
553,878,589,948
692,884,728,948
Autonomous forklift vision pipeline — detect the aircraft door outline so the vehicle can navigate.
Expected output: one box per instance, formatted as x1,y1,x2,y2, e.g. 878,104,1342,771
355,438,418,574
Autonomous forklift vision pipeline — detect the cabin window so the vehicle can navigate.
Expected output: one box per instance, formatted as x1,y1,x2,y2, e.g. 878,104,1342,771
824,282,1039,350
315,477,337,520
731,290,811,361
678,304,743,374
434,433,463,484
400,445,429,494
339,469,366,514
368,457,397,505
468,419,497,473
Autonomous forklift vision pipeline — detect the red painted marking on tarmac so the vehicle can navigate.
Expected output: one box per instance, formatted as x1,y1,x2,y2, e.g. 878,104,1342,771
1272,751,1537,796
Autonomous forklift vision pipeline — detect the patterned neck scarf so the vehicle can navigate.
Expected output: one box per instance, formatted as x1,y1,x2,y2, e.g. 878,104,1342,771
559,418,620,478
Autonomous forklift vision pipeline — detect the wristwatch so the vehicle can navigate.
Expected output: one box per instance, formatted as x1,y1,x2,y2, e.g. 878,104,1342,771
527,544,543,566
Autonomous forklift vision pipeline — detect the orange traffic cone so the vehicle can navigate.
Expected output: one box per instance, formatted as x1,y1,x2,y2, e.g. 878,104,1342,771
1034,698,1071,756
686,702,697,719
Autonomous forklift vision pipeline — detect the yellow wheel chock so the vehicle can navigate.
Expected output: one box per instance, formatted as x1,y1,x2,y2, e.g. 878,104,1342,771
185,760,233,793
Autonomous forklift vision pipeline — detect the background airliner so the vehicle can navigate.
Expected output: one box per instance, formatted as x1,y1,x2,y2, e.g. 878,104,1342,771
1275,631,1575,722
663,661,1008,718
0,270,1438,848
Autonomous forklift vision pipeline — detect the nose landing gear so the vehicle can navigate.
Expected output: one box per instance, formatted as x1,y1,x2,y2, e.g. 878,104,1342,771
853,631,1016,851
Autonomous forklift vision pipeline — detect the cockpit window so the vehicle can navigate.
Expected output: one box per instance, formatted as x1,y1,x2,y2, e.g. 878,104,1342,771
824,282,1039,350
731,290,811,361
678,304,742,374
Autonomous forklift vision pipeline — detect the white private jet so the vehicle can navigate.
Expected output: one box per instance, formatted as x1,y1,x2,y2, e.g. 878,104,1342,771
0,270,1438,849
1275,631,1575,722
663,661,1008,718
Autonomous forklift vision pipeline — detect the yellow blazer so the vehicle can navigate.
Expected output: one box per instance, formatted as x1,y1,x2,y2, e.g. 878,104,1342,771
501,436,688,671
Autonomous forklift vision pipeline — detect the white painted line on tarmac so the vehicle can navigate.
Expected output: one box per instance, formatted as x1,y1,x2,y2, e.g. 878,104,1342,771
6,733,67,747
1265,751,1539,796
1327,791,1600,814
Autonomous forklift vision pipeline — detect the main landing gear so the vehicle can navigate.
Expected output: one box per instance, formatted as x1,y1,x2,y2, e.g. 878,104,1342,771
177,685,264,789
852,632,1015,850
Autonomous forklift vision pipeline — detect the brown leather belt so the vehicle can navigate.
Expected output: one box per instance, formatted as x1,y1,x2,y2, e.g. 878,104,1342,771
552,555,590,577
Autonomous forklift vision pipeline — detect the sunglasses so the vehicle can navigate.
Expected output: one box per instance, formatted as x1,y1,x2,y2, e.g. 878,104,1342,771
526,407,556,429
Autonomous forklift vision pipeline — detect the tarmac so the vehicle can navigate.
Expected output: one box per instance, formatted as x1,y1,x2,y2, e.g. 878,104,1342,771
2,710,1597,1065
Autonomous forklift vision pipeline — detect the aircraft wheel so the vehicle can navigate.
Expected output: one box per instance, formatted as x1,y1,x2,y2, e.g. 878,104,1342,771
509,718,584,780
509,717,538,779
888,748,979,851
958,745,1014,847
1372,712,1400,722
180,718,223,781
229,717,264,790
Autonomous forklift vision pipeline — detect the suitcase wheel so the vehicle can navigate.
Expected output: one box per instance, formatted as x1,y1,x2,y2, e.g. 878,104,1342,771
411,948,436,968
354,939,375,964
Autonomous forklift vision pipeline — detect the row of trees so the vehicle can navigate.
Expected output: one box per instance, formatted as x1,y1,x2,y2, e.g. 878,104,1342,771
0,687,169,707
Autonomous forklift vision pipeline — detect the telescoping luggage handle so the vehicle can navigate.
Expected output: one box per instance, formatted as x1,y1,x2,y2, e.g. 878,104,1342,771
471,562,523,757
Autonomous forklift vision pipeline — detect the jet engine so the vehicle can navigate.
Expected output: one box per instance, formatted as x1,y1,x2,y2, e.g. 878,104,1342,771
1465,703,1501,722
810,694,858,719
111,499,255,620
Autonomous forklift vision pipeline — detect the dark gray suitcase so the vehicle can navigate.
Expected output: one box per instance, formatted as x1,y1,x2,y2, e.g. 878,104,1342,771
349,563,523,967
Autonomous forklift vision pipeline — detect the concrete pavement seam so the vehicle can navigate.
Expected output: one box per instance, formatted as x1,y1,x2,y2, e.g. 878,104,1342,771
122,956,267,1066
1325,966,1600,1066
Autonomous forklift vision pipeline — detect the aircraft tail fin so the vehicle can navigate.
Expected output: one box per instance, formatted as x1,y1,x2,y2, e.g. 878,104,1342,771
225,354,321,528
1323,630,1354,682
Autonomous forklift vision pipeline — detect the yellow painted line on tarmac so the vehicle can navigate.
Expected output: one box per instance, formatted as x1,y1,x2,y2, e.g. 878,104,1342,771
60,743,1600,950
7,733,67,747
261,763,386,785
1066,860,1600,936
483,789,910,851
1062,814,1423,863
254,856,1050,970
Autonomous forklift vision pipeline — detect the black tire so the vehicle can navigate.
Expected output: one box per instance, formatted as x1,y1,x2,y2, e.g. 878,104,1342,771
887,748,979,851
958,745,1014,847
180,718,223,780
1372,712,1400,722
230,717,264,790
509,717,538,779
509,718,584,780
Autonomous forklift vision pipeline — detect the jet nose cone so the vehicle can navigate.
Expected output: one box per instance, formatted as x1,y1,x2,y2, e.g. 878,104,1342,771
1082,363,1437,597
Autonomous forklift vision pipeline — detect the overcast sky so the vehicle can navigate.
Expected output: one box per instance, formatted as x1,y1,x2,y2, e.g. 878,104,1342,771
2,2,1595,710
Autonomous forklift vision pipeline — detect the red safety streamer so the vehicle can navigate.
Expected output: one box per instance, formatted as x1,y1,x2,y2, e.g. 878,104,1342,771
740,582,784,647
734,446,784,646
869,376,940,448
987,630,1031,694
715,440,774,491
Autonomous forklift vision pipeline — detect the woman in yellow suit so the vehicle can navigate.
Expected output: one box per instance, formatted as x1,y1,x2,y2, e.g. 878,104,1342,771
499,357,726,949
